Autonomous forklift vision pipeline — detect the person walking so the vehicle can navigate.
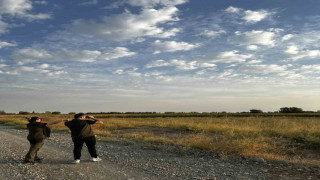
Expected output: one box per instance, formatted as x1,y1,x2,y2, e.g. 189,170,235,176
64,113,103,164
24,116,62,163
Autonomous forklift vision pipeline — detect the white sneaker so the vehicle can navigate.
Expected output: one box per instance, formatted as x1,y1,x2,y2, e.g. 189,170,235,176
72,159,80,164
92,157,102,162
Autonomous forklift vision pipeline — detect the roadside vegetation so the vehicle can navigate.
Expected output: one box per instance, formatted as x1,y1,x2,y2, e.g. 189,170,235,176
0,113,319,167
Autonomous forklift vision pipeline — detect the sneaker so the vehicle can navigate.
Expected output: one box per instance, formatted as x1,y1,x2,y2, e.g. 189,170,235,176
23,160,36,164
35,157,42,162
92,157,102,162
72,159,80,164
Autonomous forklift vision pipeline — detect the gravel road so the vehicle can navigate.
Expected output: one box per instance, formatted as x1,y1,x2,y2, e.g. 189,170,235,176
0,125,319,180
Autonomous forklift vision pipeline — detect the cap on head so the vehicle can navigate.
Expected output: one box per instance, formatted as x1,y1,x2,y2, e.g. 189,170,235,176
74,113,86,119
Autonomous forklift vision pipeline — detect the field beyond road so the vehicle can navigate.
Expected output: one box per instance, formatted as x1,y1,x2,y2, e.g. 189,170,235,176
1,113,320,167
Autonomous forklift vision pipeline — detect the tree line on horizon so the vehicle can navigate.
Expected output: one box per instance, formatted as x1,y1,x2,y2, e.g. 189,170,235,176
0,107,319,115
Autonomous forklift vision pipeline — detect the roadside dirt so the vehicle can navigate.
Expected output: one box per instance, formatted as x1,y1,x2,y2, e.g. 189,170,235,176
0,125,319,180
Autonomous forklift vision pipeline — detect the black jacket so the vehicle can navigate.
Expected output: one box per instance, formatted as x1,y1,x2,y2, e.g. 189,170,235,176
65,119,97,138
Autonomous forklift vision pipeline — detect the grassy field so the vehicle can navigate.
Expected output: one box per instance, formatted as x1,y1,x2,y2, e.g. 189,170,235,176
0,114,319,166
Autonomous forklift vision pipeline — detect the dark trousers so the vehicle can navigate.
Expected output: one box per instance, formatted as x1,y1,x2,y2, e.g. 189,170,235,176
72,136,97,160
25,139,44,162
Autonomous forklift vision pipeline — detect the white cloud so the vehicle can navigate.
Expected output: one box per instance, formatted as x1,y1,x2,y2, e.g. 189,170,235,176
301,65,320,71
100,47,136,60
70,7,180,41
212,51,253,63
37,64,50,69
12,48,101,63
20,66,36,72
34,1,47,5
241,64,290,76
0,19,9,34
151,40,200,53
285,45,320,60
0,41,17,48
246,45,259,51
225,6,241,13
17,65,67,77
144,71,164,77
243,10,271,23
285,45,299,55
12,47,136,63
225,6,274,24
0,0,51,20
233,30,276,47
199,63,216,68
170,59,197,70
247,60,262,64
79,0,98,6
282,34,294,41
110,0,188,8
145,59,170,68
0,63,7,68
113,69,124,75
146,59,215,71
199,30,226,38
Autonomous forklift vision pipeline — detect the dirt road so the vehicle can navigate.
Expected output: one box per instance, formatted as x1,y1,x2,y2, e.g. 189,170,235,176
0,125,319,180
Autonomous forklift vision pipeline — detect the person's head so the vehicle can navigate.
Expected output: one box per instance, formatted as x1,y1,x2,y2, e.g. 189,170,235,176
29,116,41,123
74,113,86,119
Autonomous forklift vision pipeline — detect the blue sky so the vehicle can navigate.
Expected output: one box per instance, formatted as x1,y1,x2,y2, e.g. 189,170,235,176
1,0,320,113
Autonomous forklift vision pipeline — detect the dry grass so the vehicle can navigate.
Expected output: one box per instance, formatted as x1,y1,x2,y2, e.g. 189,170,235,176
0,114,319,166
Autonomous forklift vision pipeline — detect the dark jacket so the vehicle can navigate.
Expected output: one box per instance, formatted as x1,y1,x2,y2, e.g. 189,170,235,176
27,122,49,142
65,119,97,139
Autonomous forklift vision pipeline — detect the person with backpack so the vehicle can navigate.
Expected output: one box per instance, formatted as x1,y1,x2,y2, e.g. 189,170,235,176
64,113,103,164
24,116,63,163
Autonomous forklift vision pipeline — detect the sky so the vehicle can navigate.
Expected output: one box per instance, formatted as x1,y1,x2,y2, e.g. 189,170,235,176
1,0,320,113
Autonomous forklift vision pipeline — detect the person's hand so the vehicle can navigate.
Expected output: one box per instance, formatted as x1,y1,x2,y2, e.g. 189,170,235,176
86,115,95,119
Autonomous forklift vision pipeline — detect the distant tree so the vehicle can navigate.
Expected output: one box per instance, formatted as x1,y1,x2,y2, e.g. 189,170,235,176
31,111,36,114
68,112,76,114
52,111,61,114
279,107,303,113
19,111,30,115
0,110,6,114
250,109,263,113
45,111,51,114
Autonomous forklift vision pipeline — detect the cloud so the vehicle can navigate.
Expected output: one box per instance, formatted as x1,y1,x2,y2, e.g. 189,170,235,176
109,0,188,8
151,40,200,53
225,6,241,13
198,30,226,38
79,0,98,6
285,45,320,60
12,47,136,64
145,59,170,68
18,65,67,77
0,0,51,20
225,6,274,24
33,1,47,5
243,10,271,23
247,60,262,64
246,45,259,51
99,47,136,60
232,30,277,47
70,7,180,41
0,41,17,48
0,19,9,34
240,64,292,77
281,34,294,41
212,51,253,63
146,59,215,70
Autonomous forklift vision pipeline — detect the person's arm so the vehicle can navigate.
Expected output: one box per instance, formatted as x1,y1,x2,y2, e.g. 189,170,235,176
86,115,103,124
47,120,63,126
